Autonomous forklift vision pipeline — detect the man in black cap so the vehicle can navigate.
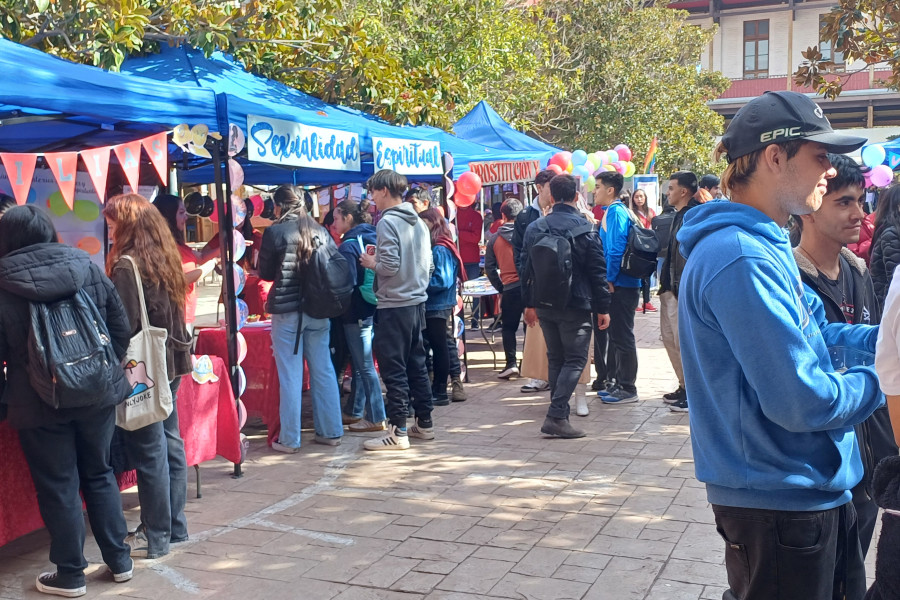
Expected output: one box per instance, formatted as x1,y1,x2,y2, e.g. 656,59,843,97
676,91,883,599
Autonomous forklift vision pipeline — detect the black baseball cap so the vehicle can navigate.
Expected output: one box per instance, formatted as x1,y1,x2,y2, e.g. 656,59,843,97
721,91,866,161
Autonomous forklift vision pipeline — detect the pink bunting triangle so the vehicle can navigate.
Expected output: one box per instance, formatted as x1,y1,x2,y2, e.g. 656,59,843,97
0,153,37,205
45,152,79,210
113,140,143,194
142,132,168,185
79,146,111,203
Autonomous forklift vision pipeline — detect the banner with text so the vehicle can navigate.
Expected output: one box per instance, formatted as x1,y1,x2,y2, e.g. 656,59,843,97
373,137,442,175
247,115,360,171
468,160,540,185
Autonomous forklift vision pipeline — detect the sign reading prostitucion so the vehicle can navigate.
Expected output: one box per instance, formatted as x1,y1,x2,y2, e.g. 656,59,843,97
468,160,540,185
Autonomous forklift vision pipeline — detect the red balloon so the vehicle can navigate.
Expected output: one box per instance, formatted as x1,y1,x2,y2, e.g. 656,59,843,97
457,171,482,196
455,191,476,207
547,164,564,175
549,152,571,170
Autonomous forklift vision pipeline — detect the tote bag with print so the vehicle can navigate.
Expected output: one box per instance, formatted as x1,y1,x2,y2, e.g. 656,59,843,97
115,255,173,431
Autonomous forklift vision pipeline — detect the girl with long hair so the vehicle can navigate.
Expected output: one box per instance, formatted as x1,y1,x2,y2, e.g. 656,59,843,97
104,193,192,560
258,199,343,452
630,189,657,313
871,185,900,307
333,199,387,432
418,208,465,406
0,206,134,595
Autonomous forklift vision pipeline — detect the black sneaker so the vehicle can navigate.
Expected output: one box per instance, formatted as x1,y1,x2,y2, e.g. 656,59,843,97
35,573,86,598
591,378,604,391
540,416,586,439
663,387,685,402
601,388,639,404
669,397,689,412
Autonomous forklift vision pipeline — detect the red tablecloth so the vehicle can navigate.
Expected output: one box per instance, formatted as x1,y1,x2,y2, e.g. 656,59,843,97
0,357,240,548
195,324,307,446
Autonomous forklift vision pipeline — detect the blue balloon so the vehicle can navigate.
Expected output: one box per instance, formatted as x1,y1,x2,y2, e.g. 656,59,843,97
862,144,887,169
573,165,591,180
571,150,588,167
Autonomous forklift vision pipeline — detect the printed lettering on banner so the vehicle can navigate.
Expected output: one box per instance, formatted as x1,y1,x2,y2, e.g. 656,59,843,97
468,160,540,185
246,115,360,171
372,137,442,175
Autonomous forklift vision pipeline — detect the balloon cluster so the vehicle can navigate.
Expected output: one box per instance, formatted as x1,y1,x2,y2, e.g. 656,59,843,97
547,145,635,193
861,144,895,188
454,171,483,208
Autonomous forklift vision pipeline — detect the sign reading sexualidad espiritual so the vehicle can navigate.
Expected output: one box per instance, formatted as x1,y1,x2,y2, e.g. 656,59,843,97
247,115,360,171
373,137,442,175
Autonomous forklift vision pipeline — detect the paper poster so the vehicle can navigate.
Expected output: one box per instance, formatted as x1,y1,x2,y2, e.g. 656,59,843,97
0,168,105,268
632,174,660,214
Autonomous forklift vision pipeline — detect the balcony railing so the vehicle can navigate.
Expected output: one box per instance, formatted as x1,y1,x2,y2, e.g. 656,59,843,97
717,68,894,99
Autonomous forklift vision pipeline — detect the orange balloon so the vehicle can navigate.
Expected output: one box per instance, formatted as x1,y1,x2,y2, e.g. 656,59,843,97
547,164,563,175
76,236,102,255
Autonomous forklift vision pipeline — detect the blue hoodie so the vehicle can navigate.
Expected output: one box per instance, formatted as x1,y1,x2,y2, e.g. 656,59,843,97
676,201,884,511
599,201,641,288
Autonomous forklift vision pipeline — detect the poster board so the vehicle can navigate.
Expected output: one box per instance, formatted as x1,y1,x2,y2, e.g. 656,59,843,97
0,168,105,268
632,174,660,214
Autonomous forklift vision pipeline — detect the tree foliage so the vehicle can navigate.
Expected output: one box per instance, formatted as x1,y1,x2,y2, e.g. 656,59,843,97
0,0,728,169
794,0,900,99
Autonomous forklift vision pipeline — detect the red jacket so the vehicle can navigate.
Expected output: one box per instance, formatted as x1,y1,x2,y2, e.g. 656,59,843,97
456,206,483,264
848,212,875,265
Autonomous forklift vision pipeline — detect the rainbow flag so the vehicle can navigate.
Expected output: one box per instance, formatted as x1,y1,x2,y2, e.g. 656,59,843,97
642,136,658,174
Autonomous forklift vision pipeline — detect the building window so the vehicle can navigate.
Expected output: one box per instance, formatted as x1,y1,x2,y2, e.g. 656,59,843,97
743,19,769,79
819,16,845,68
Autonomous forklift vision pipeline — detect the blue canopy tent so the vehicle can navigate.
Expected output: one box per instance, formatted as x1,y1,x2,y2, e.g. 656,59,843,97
453,101,559,158
120,46,542,183
0,38,222,154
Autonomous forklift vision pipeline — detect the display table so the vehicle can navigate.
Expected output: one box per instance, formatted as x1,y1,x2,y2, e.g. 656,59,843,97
195,324,308,446
0,355,241,548
462,276,501,370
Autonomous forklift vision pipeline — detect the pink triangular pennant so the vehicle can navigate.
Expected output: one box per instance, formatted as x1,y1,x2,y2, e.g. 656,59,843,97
79,146,111,203
45,152,79,210
142,132,168,185
0,153,37,205
113,140,143,195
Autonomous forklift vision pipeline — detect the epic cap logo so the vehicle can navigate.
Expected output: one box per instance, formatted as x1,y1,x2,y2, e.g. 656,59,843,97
814,105,824,119
760,127,802,143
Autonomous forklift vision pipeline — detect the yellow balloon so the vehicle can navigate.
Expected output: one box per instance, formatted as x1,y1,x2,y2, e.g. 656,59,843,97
566,161,574,173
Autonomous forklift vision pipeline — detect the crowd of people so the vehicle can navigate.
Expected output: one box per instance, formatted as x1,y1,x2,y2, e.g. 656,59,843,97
4,87,900,599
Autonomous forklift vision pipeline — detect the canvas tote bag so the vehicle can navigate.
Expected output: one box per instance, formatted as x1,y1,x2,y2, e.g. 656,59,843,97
115,255,173,431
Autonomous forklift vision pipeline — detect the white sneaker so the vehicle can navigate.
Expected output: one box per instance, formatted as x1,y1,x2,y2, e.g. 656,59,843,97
574,387,589,417
408,419,435,440
363,425,410,450
124,530,149,559
498,366,519,379
271,440,300,454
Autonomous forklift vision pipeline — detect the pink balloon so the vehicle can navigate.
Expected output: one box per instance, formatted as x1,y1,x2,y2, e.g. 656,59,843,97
615,144,633,162
455,191,476,207
613,161,627,175
547,164,564,175
457,171,482,196
870,164,894,188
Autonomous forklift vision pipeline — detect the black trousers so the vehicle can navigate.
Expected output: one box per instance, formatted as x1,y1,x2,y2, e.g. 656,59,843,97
608,286,640,393
593,316,611,384
18,405,131,586
447,313,461,378
537,308,592,420
374,303,433,429
501,286,524,368
712,502,866,600
424,315,450,401
640,278,651,305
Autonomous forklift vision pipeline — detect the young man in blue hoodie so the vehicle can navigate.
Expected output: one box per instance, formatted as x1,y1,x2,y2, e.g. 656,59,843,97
677,90,881,599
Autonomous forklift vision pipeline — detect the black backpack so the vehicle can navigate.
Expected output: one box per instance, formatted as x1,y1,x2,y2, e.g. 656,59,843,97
620,211,660,279
301,234,355,320
27,288,118,409
527,220,594,311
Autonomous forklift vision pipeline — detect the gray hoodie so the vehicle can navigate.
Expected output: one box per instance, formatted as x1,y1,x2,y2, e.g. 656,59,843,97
374,202,434,308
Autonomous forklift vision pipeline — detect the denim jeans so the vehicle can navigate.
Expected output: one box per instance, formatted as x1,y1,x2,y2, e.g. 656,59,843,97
18,406,131,585
374,303,433,429
271,312,343,446
343,317,386,423
164,377,188,543
608,286,640,393
121,418,170,558
712,502,865,600
537,308,593,420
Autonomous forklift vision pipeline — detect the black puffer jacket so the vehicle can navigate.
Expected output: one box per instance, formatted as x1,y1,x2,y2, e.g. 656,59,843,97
871,225,900,309
258,213,302,314
0,244,132,429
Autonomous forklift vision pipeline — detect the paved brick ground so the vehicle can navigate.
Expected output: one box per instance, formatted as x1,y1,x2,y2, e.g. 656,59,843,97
0,293,879,599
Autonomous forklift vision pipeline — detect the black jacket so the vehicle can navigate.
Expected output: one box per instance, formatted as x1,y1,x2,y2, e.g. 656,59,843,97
870,225,900,309
0,244,132,429
512,204,542,279
258,213,303,314
336,223,378,323
521,203,611,314
659,198,700,297
795,246,897,504
651,207,676,260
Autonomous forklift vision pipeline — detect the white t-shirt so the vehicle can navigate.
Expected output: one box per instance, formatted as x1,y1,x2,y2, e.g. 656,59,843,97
875,266,900,394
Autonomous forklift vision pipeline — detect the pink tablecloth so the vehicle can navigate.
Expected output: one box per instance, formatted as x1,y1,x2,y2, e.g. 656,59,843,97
0,357,240,548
